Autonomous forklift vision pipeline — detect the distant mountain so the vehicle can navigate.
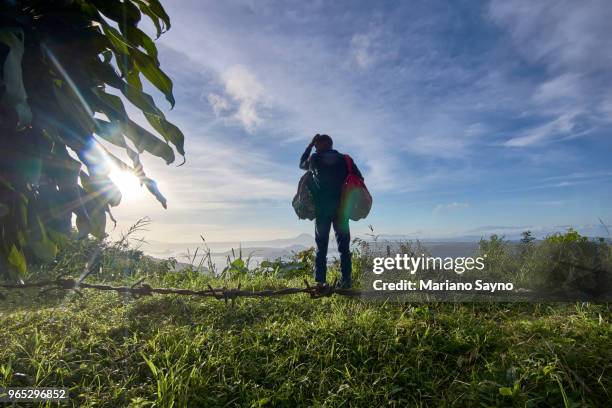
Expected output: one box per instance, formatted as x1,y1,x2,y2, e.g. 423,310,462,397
138,222,610,262
236,233,315,249
376,223,610,242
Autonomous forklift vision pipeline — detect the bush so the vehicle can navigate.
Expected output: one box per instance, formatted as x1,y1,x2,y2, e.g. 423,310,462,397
526,229,612,297
475,234,522,282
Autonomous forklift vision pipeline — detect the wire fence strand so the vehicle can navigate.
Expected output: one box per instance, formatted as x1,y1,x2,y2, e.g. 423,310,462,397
3,259,609,303
0,277,363,303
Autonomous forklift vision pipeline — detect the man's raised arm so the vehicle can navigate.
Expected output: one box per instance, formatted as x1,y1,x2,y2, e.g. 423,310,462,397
300,145,313,170
299,134,319,170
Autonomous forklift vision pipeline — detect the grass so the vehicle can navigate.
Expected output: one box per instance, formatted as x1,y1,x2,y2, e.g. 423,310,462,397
1,271,611,407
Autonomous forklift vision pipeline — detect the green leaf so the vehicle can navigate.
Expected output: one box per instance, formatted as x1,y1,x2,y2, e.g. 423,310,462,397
498,387,513,397
101,50,113,64
144,112,185,156
95,119,127,148
91,62,184,155
27,203,57,261
134,0,171,37
123,119,175,164
91,0,141,26
0,28,32,129
102,23,131,55
100,22,174,107
98,145,135,173
89,205,107,239
131,47,175,107
143,177,167,209
127,68,143,90
7,245,26,275
125,25,158,59
93,61,163,116
91,88,128,119
53,83,95,135
146,0,171,31
90,60,123,88
76,180,109,239
142,353,158,377
135,2,163,38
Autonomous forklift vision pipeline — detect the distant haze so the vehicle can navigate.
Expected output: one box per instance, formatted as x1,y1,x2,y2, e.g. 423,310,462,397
134,223,609,268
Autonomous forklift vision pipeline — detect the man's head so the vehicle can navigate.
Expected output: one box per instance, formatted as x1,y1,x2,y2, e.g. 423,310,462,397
314,134,333,152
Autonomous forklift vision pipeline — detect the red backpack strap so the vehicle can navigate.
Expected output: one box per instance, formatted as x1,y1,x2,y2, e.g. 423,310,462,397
344,154,353,174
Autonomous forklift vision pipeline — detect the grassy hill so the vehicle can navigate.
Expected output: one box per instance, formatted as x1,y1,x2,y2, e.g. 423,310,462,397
1,231,611,406
1,273,610,407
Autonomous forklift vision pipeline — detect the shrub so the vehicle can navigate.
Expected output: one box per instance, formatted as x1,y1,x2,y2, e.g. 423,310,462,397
526,229,612,298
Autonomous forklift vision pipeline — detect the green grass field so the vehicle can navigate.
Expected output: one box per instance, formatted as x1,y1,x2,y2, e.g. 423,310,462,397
1,271,610,407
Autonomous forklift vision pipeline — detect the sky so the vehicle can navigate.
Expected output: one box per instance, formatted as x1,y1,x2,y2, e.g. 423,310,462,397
107,0,612,244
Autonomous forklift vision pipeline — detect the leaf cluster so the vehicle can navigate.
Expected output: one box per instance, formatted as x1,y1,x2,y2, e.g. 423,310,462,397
0,0,184,278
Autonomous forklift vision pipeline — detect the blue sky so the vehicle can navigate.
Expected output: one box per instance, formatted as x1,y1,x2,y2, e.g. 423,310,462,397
108,0,612,243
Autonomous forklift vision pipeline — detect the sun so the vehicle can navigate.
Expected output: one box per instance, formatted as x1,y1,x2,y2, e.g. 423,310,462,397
108,167,144,201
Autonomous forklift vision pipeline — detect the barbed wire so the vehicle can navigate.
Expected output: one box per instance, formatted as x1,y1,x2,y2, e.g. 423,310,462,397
0,276,531,304
1,260,609,304
0,277,364,304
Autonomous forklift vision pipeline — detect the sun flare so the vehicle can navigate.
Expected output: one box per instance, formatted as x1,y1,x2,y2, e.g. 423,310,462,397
108,168,143,201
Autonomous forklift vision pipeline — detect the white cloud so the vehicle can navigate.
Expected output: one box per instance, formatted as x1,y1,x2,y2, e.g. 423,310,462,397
215,64,265,132
502,110,582,147
598,97,612,121
533,73,582,104
349,25,398,69
541,170,612,182
488,0,612,73
207,92,230,116
489,0,612,147
433,202,469,215
400,118,489,159
223,65,263,101
351,32,376,68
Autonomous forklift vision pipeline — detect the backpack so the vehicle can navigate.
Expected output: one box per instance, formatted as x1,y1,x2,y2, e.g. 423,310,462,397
341,154,372,221
292,171,316,220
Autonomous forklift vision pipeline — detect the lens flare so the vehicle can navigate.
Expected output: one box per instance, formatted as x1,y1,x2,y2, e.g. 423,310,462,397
108,167,143,201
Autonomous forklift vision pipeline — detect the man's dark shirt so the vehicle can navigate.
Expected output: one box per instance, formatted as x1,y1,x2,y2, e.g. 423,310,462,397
300,147,364,217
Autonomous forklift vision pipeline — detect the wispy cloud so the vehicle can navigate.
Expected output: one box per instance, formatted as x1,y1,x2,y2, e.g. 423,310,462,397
488,0,612,73
433,202,469,215
207,93,230,116
221,65,264,132
349,25,397,69
350,31,376,68
533,73,582,104
541,171,612,182
502,110,584,147
489,0,612,146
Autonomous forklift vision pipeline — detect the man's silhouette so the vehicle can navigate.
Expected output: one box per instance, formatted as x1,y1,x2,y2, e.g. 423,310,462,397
299,134,364,288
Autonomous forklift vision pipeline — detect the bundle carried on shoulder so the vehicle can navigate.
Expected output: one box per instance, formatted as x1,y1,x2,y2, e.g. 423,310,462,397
340,154,372,221
292,171,316,220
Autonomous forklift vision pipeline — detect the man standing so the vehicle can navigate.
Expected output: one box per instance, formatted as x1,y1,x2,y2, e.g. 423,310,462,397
299,134,364,288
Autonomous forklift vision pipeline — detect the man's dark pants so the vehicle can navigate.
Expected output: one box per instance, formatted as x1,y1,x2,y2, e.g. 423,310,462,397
314,211,351,288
